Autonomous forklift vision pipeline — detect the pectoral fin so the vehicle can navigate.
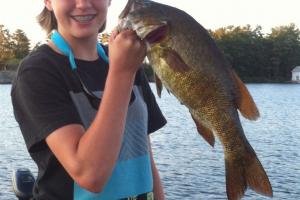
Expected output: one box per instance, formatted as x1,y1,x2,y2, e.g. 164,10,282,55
163,48,190,73
191,114,215,147
155,73,163,98
232,71,260,120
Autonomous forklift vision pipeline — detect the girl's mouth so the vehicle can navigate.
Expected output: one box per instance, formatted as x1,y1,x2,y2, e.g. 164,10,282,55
71,15,96,23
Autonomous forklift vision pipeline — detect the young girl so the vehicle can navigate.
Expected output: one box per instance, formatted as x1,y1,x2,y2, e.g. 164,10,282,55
11,0,166,199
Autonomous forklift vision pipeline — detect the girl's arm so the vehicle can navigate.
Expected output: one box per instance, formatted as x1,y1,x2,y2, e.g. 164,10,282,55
148,136,165,200
46,30,146,193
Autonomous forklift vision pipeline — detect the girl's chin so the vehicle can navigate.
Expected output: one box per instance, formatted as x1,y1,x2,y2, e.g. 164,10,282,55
71,28,98,39
70,21,99,36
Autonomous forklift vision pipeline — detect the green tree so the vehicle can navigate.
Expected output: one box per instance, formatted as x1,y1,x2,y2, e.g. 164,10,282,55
267,23,300,81
0,25,14,70
210,24,300,82
12,29,30,59
32,41,43,52
211,25,270,82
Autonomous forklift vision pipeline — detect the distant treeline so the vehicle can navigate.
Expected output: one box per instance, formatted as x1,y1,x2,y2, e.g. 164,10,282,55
209,23,300,82
1,23,300,82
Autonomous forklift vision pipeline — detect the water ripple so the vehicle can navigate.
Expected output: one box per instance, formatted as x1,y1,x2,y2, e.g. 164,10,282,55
1,84,300,199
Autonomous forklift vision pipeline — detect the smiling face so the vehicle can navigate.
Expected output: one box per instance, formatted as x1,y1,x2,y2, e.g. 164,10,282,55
45,0,111,40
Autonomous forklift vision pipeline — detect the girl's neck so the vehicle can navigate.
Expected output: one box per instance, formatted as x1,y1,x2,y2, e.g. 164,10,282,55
53,29,99,61
70,38,99,61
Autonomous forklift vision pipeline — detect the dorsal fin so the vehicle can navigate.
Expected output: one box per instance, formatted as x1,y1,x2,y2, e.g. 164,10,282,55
232,71,260,120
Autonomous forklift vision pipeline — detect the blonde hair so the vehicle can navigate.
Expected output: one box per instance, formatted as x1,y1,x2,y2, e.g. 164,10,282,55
37,7,57,36
37,7,106,37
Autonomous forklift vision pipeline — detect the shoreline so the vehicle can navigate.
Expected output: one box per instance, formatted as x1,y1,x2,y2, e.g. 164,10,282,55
0,70,299,84
0,71,16,84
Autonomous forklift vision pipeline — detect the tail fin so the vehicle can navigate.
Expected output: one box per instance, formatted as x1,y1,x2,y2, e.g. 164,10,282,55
225,151,273,200
245,153,273,197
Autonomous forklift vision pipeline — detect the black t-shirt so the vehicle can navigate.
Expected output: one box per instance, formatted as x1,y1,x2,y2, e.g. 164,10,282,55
11,44,166,199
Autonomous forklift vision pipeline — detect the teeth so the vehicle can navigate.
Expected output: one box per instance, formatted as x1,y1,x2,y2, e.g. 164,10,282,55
72,15,95,23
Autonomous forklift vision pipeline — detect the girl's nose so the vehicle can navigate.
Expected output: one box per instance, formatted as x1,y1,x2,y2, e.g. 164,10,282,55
75,0,92,9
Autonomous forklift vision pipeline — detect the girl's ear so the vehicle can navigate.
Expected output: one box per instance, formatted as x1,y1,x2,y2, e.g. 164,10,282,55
44,0,53,11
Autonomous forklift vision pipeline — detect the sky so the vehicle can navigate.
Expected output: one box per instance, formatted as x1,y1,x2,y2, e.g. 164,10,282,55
0,0,299,47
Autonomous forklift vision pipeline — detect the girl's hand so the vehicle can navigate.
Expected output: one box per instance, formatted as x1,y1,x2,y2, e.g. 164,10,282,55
108,28,146,75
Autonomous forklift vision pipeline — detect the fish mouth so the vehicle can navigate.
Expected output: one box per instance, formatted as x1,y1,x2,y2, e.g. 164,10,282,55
118,0,167,44
118,18,168,44
136,22,168,43
71,14,96,23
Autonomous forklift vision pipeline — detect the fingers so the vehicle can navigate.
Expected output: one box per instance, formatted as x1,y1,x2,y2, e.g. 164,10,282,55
109,29,146,66
110,28,145,52
121,30,146,50
110,28,140,42
120,29,137,38
108,28,146,74
110,28,119,41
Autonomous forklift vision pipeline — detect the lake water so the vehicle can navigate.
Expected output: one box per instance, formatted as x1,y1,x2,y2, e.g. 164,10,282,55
0,83,300,200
